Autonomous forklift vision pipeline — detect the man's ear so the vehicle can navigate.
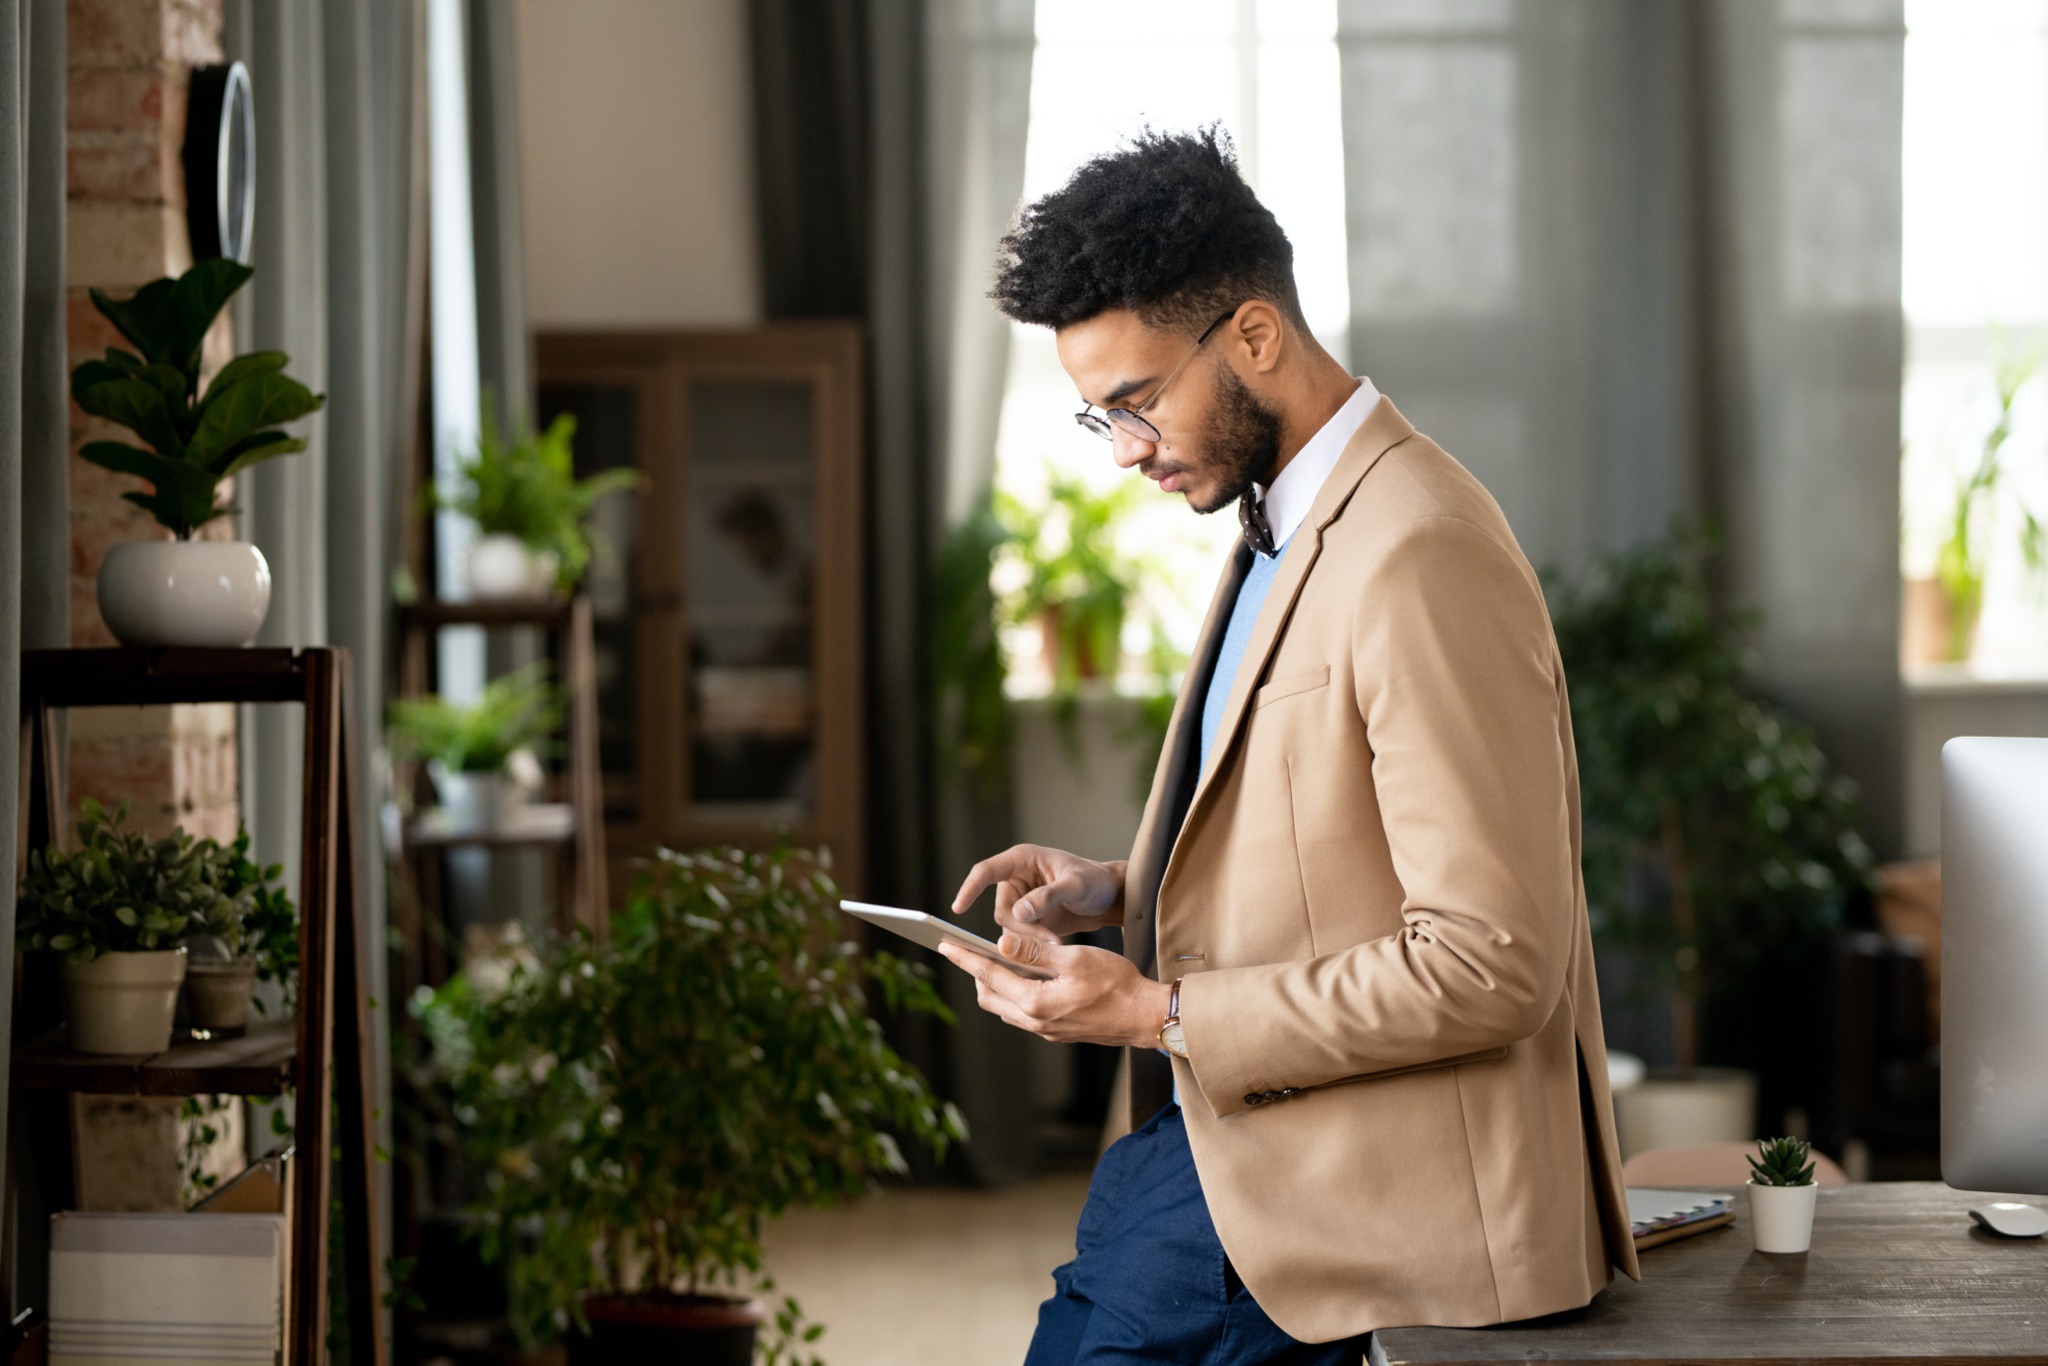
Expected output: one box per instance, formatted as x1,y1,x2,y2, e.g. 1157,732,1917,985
1228,300,1288,375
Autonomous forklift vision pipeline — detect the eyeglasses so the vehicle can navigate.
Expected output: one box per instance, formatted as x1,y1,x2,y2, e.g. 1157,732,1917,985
1074,308,1239,444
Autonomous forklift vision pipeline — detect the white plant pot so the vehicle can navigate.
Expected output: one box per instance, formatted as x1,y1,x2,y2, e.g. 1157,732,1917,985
1613,1067,1757,1159
97,540,272,647
61,948,188,1055
433,765,519,833
184,957,259,1034
1747,1180,1819,1253
465,534,559,600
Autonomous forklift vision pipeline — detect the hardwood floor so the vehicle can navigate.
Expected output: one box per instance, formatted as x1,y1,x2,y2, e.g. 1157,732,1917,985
760,1173,1092,1366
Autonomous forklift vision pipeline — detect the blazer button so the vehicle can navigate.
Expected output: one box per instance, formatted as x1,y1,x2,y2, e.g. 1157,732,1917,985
1280,1088,1299,1098
1243,1093,1264,1106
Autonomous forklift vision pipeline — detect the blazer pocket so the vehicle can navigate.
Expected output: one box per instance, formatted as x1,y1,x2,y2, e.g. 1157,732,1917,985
1253,664,1330,710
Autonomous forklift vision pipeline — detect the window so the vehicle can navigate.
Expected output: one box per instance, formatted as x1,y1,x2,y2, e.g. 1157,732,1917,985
993,0,1350,691
1901,0,2048,673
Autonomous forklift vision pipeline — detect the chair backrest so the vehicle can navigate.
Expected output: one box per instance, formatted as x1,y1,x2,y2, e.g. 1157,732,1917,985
1622,1142,1850,1188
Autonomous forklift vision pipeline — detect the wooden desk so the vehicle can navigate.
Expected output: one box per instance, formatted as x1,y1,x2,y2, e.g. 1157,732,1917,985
1372,1183,2048,1365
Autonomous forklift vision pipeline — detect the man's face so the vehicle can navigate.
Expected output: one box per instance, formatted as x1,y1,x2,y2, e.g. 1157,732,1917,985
1056,308,1282,515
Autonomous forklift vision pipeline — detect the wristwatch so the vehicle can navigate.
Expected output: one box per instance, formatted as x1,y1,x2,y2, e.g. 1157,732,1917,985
1158,977,1188,1058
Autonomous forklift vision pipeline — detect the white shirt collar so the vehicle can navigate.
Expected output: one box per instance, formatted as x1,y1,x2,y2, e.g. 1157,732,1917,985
1255,376,1381,556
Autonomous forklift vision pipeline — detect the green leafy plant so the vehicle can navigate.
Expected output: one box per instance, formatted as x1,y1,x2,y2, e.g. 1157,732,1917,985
996,477,1149,688
409,843,964,1351
1931,328,2048,661
1747,1135,1817,1187
933,502,1016,799
426,405,639,593
70,258,324,539
210,828,299,1011
387,664,564,775
1549,529,1875,1073
15,800,237,961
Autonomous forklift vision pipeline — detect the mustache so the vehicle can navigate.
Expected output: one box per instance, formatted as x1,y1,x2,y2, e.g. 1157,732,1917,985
1138,457,1192,482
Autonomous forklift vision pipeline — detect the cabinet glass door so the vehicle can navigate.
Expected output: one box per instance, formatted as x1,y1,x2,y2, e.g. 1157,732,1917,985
684,379,818,823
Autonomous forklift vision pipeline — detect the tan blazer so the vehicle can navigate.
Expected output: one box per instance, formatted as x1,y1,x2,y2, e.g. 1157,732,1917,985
1119,397,1640,1343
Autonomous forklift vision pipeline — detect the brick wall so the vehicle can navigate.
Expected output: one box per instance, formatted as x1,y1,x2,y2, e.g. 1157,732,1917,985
64,0,237,843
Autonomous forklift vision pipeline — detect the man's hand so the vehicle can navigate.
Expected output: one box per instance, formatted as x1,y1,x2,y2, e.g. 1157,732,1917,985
951,843,1125,939
937,934,1173,1048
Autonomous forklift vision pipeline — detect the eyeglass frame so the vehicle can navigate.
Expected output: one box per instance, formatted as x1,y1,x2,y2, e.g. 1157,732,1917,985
1073,307,1241,445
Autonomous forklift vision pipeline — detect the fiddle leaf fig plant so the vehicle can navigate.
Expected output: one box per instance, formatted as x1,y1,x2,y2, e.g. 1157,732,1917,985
70,258,324,538
411,843,964,1347
15,800,237,961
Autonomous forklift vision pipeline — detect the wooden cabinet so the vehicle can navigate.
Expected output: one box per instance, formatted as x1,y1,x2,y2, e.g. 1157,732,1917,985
535,326,865,894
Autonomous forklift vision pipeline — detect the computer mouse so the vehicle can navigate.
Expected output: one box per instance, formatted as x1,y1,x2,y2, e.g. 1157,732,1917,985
1969,1203,2048,1237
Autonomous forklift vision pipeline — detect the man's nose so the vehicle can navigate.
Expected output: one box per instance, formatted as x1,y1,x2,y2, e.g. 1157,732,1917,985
1110,426,1155,469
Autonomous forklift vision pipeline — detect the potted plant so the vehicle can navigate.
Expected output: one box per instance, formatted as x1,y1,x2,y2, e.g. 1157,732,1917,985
1550,530,1875,1152
183,828,298,1034
14,801,234,1054
1747,1135,1820,1253
412,843,963,1363
71,258,323,647
1903,330,2047,665
427,405,639,600
995,477,1151,687
388,664,563,833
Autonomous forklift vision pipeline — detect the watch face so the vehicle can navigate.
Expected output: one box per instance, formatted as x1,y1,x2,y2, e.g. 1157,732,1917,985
1160,1020,1188,1058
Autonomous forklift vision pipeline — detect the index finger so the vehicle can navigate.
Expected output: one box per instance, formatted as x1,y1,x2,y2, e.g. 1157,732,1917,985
951,848,1032,915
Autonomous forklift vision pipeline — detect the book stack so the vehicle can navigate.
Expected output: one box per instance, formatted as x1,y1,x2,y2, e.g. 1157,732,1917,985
49,1210,286,1365
1629,1187,1736,1250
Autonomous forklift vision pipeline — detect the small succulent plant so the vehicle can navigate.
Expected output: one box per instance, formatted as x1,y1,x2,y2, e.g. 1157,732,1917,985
1748,1135,1818,1187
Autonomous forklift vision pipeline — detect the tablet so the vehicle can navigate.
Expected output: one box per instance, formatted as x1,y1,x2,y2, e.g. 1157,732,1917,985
839,900,1056,980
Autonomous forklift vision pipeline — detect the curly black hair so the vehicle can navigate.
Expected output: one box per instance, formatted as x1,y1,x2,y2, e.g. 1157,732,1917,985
991,126,1304,337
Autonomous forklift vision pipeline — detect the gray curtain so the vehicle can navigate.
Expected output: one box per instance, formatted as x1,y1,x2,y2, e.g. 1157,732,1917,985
1,0,66,1211
225,1,423,1291
753,0,1038,1182
1336,0,1903,855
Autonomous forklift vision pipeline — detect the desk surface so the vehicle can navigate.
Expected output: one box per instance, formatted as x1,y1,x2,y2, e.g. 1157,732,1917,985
1371,1183,2048,1365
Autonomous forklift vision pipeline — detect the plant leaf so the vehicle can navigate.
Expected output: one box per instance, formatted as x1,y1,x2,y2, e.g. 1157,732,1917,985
219,431,308,478
187,371,324,472
74,375,186,460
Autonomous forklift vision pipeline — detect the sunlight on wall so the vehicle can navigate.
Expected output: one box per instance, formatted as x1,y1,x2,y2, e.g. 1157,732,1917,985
992,0,1349,689
1901,0,2048,671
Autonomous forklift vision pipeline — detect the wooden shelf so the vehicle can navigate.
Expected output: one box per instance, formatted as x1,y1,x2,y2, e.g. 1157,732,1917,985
407,802,576,848
11,1018,296,1097
397,598,574,630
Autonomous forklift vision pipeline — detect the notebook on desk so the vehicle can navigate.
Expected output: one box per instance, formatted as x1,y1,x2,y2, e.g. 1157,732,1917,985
1628,1187,1735,1250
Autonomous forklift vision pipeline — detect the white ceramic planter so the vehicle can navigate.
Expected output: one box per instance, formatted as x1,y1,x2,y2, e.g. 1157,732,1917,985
97,540,272,647
432,764,520,833
1748,1180,1819,1253
62,947,188,1054
184,958,258,1034
465,534,558,600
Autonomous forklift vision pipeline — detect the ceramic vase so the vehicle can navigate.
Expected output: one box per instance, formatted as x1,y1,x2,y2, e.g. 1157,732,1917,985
61,947,188,1054
96,541,272,647
1747,1180,1819,1253
465,534,559,600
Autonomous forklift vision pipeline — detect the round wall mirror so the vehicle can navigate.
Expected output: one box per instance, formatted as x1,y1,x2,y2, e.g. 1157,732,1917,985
182,62,255,264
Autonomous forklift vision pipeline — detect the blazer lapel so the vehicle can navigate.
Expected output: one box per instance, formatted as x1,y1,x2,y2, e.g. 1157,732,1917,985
1123,541,1251,979
1173,399,1417,846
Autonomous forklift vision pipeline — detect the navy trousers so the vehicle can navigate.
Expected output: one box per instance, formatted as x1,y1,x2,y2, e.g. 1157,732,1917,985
1025,1106,1374,1366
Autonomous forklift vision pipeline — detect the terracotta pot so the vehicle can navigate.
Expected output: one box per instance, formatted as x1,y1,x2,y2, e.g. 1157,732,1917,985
567,1294,764,1366
1901,576,1979,666
184,957,258,1034
61,947,188,1054
97,540,272,647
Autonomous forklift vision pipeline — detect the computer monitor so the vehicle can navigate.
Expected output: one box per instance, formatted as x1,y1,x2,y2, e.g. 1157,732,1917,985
1941,735,2048,1195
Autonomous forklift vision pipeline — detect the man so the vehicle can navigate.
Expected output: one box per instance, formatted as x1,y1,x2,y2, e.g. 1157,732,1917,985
935,129,1640,1364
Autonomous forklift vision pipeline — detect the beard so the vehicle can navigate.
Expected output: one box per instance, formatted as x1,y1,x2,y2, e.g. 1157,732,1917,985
1184,364,1284,515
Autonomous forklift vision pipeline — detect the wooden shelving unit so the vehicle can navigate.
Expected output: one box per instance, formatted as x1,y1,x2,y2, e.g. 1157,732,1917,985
9,646,383,1366
390,595,608,997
